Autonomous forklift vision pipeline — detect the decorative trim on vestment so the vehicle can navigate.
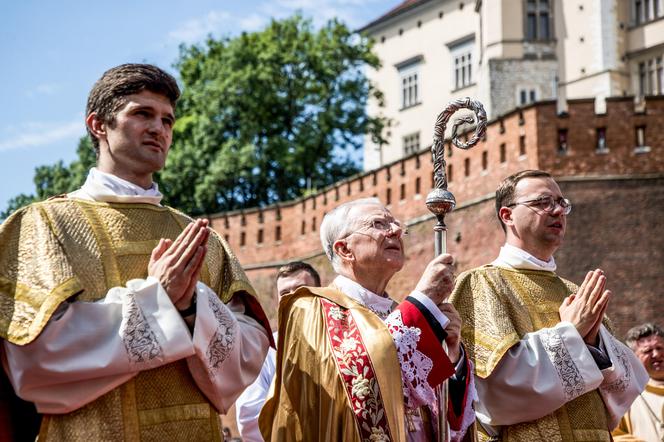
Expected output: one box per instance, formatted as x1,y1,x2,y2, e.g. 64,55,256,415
206,294,236,370
385,310,435,411
540,328,586,401
121,295,163,367
601,337,631,393
321,298,392,442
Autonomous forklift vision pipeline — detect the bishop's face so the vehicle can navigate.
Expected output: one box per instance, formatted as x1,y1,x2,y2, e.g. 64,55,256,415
342,204,406,275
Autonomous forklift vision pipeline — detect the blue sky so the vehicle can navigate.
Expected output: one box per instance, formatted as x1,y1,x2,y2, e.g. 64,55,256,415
0,0,397,214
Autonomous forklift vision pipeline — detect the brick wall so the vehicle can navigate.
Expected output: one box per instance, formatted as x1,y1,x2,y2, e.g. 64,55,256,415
214,95,664,439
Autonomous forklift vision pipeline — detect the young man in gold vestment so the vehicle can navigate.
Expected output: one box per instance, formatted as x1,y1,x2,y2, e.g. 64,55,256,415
450,170,647,442
0,64,272,441
259,198,475,441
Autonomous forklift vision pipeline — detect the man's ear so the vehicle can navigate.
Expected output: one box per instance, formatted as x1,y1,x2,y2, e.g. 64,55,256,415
499,206,514,227
333,239,354,264
85,112,106,142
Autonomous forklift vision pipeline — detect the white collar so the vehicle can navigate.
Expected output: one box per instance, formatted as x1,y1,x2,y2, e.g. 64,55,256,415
333,275,396,319
69,168,163,205
492,243,557,272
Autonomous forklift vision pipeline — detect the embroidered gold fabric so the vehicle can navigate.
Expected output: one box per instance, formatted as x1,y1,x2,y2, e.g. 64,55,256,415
1,199,255,441
450,266,611,442
259,286,407,442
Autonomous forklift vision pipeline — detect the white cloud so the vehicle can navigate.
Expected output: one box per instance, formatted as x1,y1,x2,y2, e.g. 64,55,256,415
167,0,388,46
168,10,232,44
239,13,269,32
26,83,62,98
0,119,84,152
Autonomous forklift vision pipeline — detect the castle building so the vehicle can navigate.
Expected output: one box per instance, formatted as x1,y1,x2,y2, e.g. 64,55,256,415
360,0,664,170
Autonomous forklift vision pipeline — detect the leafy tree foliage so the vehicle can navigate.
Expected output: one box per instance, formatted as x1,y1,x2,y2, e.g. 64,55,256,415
1,137,96,220
161,14,386,214
3,15,386,219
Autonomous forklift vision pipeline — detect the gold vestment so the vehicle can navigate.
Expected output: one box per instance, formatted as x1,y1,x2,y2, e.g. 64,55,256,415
0,198,257,441
450,265,611,442
258,286,407,442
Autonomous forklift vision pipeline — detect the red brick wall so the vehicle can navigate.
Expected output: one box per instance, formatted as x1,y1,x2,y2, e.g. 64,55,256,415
216,96,664,436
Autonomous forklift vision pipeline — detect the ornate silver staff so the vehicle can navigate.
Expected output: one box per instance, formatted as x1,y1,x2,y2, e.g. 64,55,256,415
426,97,486,442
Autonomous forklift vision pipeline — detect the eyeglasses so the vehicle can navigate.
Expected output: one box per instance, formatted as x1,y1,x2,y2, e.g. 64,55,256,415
507,196,572,215
343,217,409,239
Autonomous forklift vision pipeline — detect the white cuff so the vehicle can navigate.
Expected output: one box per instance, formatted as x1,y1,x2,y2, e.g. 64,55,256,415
410,290,450,329
554,322,604,392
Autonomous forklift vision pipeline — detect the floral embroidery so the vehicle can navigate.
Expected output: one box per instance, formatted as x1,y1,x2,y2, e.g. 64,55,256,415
540,328,585,401
601,337,631,393
321,298,392,442
369,427,390,441
121,295,162,367
385,310,435,410
206,294,236,370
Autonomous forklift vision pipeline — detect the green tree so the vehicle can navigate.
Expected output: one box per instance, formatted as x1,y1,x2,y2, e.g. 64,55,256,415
162,14,386,214
1,137,96,220
3,14,386,219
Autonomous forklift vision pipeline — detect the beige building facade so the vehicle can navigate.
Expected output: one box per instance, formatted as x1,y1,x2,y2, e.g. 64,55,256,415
361,0,664,170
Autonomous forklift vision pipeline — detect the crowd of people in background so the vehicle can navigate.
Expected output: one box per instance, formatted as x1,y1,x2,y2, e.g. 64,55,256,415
0,63,659,442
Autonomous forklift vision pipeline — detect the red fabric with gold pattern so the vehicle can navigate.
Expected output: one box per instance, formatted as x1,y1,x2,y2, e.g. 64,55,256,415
321,298,393,442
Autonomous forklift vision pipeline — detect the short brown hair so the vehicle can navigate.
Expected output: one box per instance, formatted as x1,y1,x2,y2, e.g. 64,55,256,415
86,63,180,154
495,170,552,231
625,323,664,350
276,261,321,287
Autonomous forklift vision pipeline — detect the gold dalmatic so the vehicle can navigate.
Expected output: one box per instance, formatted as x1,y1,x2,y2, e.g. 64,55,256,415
450,266,611,442
0,198,257,441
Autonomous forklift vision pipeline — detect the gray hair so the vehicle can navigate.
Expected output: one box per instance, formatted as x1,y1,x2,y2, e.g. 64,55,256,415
320,197,382,272
625,323,664,350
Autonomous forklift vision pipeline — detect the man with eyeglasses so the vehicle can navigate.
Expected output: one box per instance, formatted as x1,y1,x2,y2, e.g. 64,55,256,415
450,169,647,441
259,197,475,441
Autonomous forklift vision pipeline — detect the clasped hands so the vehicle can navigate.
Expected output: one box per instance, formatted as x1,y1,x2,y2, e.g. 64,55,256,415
148,219,210,312
559,269,611,346
415,253,462,363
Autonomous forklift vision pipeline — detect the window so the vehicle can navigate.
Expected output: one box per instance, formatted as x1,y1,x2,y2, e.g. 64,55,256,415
634,0,663,24
482,151,488,170
275,225,281,242
448,164,453,182
386,188,392,205
400,183,406,200
397,58,422,109
415,177,421,194
596,128,608,153
635,125,650,153
518,87,538,106
240,231,246,246
464,158,470,177
448,37,475,90
638,56,664,96
312,217,317,232
301,220,306,235
403,132,421,156
525,0,552,41
519,135,527,156
557,129,568,154
257,229,263,244
500,143,507,163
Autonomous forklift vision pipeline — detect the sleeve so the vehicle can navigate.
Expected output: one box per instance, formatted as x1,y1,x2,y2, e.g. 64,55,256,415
185,282,270,414
474,321,607,426
596,326,649,429
1,277,195,414
448,350,478,440
235,349,276,442
384,293,455,411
